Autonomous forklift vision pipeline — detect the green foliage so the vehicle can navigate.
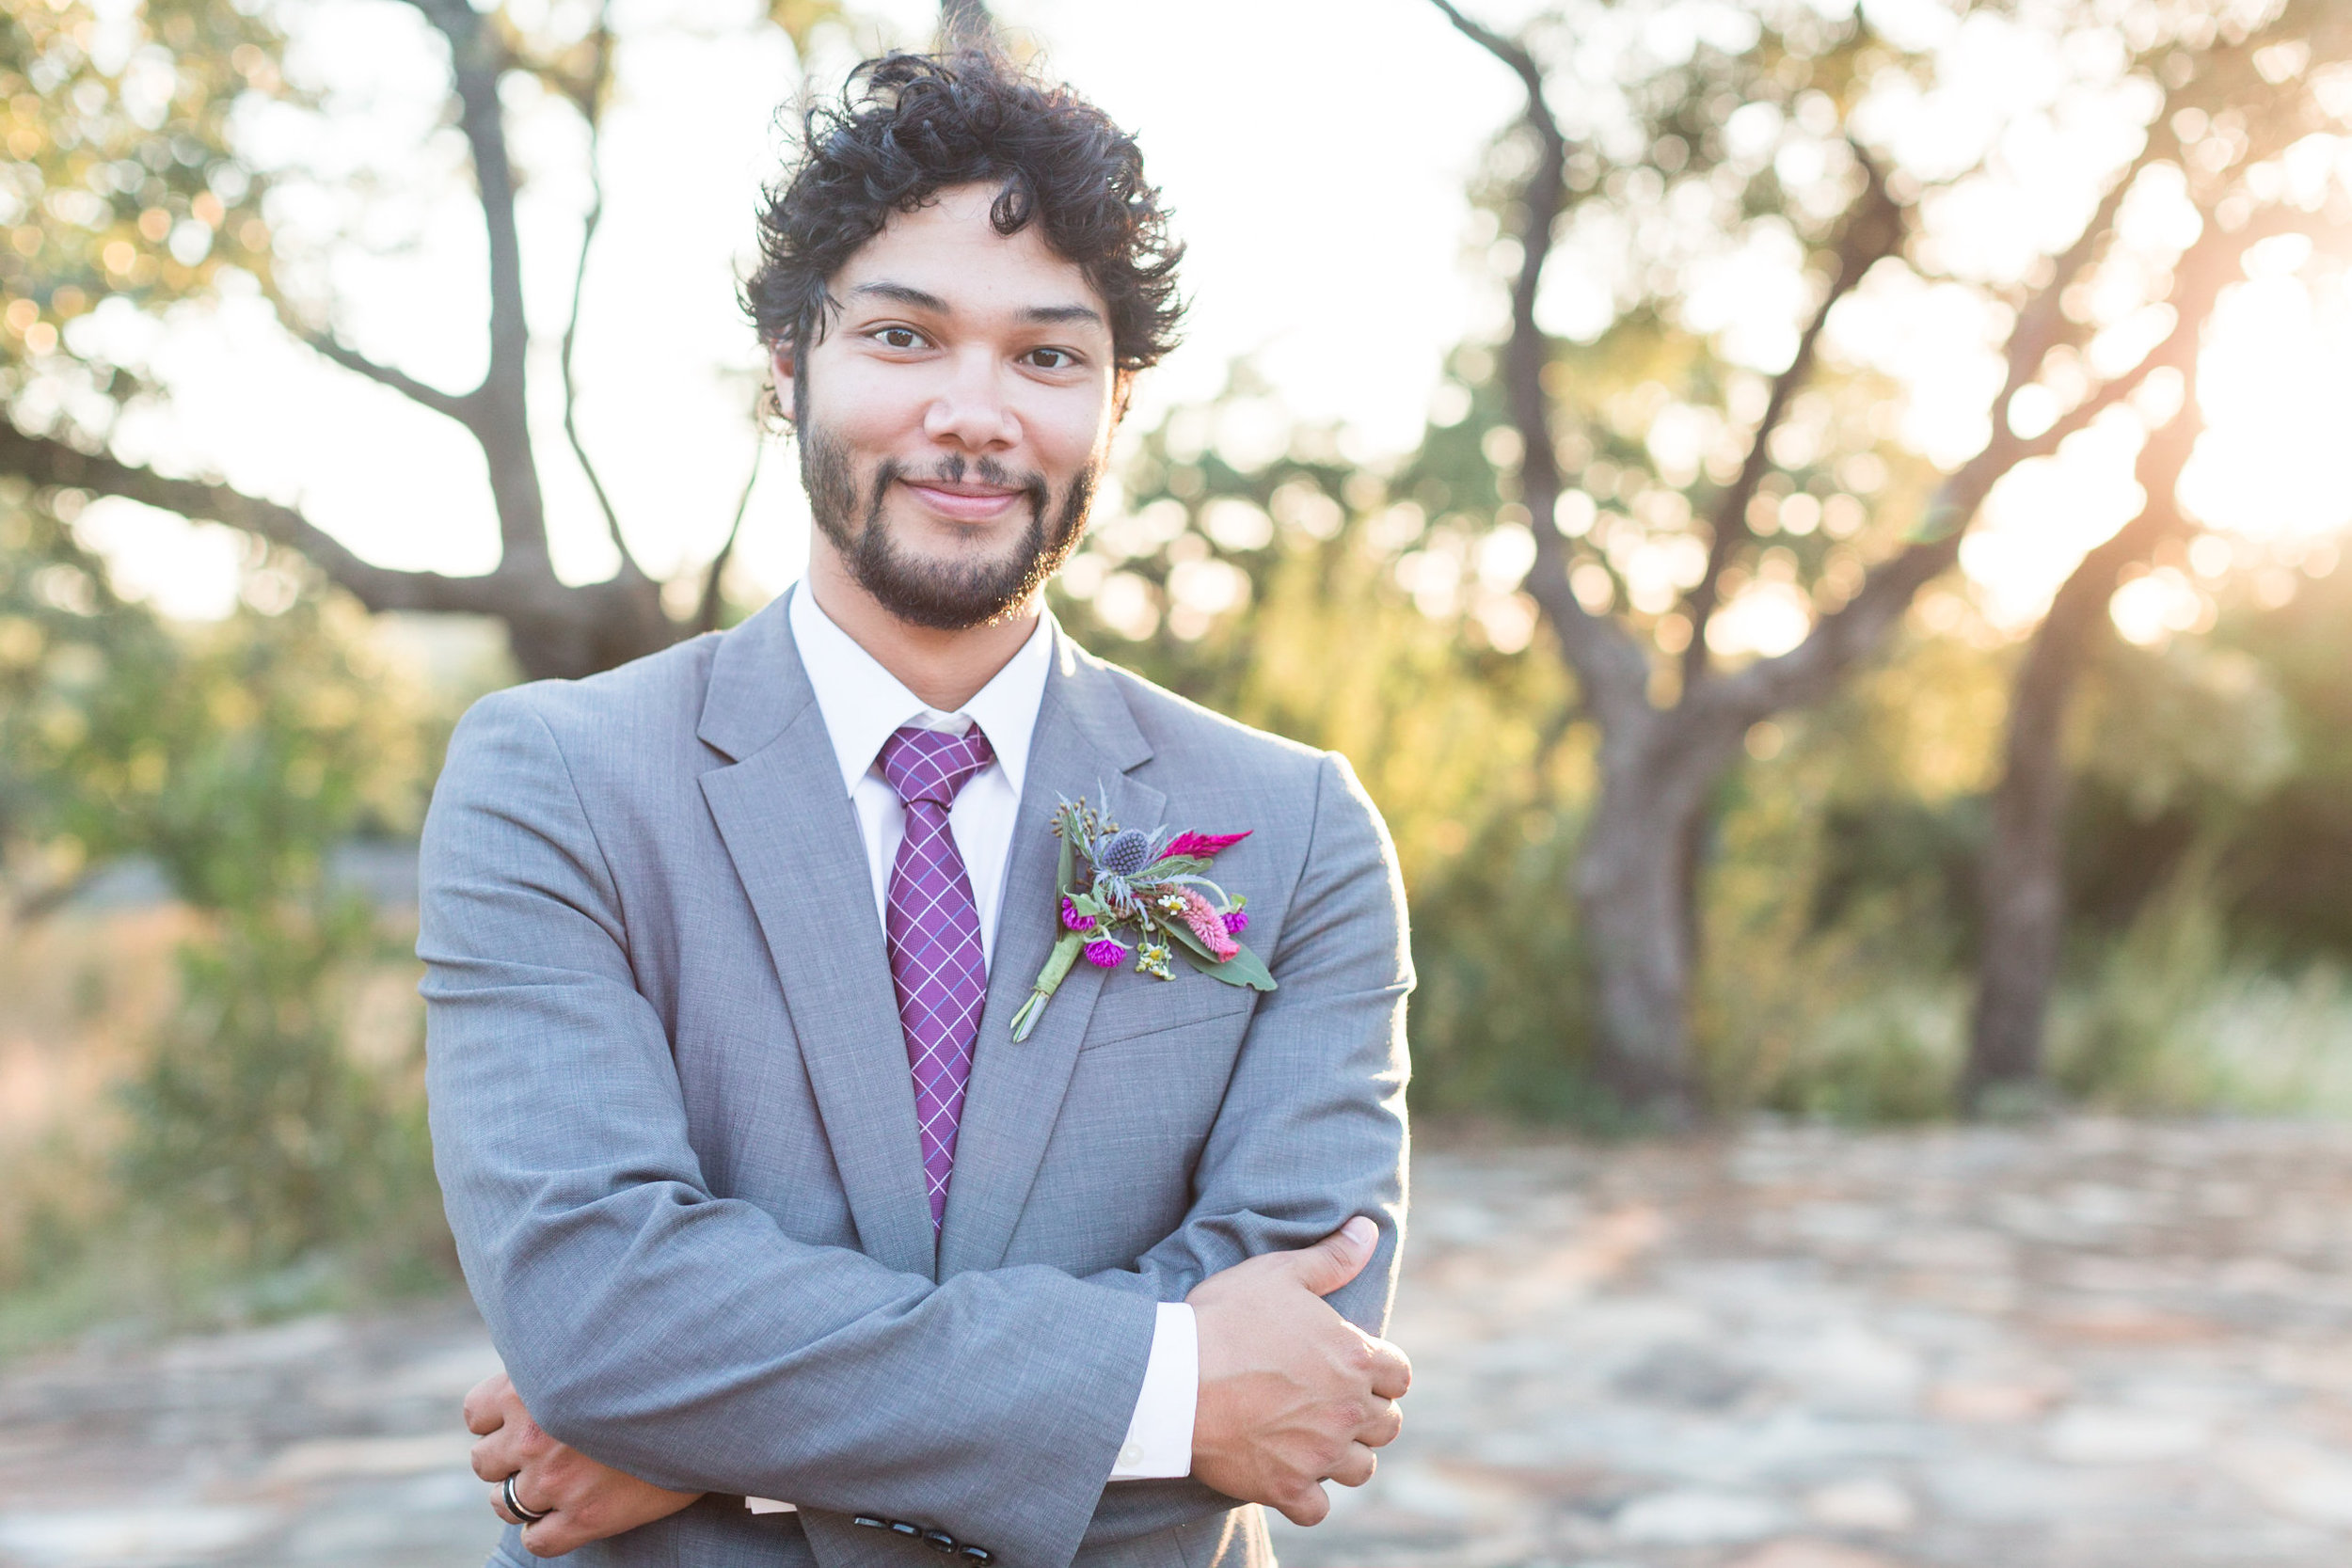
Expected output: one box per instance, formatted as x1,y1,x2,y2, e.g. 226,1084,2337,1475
1690,646,1976,1122
2201,564,2352,958
0,486,180,889
1055,374,1600,1118
1403,810,1606,1121
2,490,427,908
1055,369,2352,1129
1,484,450,1321
0,0,283,399
118,898,439,1270
107,586,443,1277
2049,844,2352,1114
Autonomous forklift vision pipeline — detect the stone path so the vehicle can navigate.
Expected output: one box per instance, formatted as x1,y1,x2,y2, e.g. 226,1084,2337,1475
0,1303,501,1568
1274,1117,2352,1568
7,1118,2352,1567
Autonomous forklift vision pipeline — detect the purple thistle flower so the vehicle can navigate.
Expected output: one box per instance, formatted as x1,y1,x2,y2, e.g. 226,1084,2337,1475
1095,829,1155,878
1059,895,1095,932
1222,910,1249,935
1083,937,1129,969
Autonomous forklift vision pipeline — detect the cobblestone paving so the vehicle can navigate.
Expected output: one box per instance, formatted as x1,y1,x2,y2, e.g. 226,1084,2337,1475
7,1118,2352,1567
1275,1118,2352,1568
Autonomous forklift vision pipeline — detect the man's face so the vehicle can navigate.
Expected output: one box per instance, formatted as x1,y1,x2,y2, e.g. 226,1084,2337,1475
777,182,1122,630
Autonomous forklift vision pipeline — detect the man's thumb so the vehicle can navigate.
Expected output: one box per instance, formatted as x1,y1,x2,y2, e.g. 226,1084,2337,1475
1289,1215,1379,1296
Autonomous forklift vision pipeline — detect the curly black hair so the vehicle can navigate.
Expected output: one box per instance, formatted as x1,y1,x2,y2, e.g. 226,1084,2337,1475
744,49,1185,376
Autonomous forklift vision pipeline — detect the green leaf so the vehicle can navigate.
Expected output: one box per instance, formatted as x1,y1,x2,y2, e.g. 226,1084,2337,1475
1056,829,1073,898
1164,919,1277,991
1175,942,1251,986
1216,940,1277,990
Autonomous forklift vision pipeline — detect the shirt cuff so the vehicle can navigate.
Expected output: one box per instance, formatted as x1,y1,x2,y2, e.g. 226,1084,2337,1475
1107,1301,1197,1481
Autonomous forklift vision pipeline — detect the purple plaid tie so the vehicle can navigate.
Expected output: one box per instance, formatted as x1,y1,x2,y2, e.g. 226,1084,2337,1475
878,723,996,1228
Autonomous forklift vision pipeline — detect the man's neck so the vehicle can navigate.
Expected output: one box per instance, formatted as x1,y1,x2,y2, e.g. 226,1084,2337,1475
804,551,1040,712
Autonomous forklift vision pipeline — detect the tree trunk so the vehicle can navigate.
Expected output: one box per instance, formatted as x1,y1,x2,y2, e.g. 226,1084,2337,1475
1964,416,2197,1104
502,576,680,683
1574,711,1744,1118
1577,796,1696,1114
1966,624,2080,1101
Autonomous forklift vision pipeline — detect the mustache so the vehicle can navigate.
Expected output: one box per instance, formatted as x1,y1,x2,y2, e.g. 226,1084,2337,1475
871,454,1051,524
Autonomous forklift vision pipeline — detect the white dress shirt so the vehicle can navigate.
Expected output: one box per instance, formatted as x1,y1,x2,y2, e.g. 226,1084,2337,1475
743,588,1194,1515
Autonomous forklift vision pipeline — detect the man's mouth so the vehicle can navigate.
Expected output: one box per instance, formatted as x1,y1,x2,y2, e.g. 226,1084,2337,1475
900,478,1027,524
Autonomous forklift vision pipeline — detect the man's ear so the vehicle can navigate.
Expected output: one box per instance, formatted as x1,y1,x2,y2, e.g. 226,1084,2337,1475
771,344,798,424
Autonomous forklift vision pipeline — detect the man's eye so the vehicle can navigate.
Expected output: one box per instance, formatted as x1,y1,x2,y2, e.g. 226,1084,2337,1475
1027,348,1075,370
877,327,923,349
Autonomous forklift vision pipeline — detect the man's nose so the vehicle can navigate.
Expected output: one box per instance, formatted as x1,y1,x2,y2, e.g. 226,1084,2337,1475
923,349,1021,451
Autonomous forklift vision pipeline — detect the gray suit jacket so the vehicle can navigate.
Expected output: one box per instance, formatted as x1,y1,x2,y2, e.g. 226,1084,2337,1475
419,593,1412,1568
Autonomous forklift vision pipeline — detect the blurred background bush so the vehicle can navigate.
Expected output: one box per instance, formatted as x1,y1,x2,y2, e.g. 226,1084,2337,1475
3,0,2350,1343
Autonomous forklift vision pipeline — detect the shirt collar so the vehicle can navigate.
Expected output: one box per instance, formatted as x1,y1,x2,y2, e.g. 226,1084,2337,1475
787,582,1052,800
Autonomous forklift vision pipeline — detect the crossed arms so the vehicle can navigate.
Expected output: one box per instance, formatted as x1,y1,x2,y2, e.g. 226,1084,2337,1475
420,693,1414,1566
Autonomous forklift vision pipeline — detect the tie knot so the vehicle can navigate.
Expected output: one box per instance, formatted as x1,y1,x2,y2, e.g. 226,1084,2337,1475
879,723,994,809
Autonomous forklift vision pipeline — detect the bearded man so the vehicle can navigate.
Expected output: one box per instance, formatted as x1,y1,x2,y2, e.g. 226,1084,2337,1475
421,49,1413,1568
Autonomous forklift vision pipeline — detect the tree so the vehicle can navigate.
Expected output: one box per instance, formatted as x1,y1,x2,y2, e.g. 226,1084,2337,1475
1431,0,2352,1115
0,0,931,682
1963,380,2202,1106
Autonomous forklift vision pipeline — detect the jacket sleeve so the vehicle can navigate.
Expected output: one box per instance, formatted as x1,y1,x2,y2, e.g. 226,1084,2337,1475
1084,750,1414,1337
421,689,1153,1568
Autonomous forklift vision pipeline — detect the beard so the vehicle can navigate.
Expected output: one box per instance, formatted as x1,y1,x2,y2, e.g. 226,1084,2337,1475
799,412,1098,633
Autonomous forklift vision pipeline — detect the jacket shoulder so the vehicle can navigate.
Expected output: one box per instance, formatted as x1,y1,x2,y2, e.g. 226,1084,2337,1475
1089,657,1326,785
456,632,724,753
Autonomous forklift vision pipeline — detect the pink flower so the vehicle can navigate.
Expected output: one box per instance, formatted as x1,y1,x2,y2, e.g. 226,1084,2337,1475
1222,910,1248,936
1178,889,1239,960
1083,938,1129,969
1157,830,1251,863
1059,895,1095,932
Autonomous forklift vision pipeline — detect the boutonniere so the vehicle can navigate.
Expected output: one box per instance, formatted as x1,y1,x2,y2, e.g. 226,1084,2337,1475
1009,795,1277,1041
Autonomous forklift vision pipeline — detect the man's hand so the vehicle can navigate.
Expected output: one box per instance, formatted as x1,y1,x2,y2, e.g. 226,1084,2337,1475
466,1372,705,1557
1186,1216,1410,1527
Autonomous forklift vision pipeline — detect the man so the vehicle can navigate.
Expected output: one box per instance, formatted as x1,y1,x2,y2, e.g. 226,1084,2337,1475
422,49,1412,1568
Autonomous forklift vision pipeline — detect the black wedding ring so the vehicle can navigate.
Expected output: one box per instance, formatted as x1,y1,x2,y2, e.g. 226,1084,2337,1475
503,1474,550,1524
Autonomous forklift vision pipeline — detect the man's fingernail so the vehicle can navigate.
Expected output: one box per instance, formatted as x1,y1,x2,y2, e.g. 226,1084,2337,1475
1343,1216,1376,1249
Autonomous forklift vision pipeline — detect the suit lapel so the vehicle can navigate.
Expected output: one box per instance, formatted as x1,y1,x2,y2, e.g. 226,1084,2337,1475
697,594,938,1278
938,629,1163,1277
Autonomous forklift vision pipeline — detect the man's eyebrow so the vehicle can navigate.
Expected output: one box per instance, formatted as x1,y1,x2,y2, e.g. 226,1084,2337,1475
847,281,951,312
847,282,1104,329
1020,303,1104,327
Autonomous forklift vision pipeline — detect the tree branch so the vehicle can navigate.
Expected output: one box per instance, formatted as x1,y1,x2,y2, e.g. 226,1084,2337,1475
558,7,640,579
305,328,482,427
0,420,563,620
1430,0,1654,735
696,436,765,634
398,0,551,570
1682,145,1904,682
1986,125,2176,436
2028,391,2201,679
1701,199,2274,724
1962,366,2202,1100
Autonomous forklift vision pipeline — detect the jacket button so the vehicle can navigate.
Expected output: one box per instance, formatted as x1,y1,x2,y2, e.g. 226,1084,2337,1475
852,1517,888,1530
959,1550,992,1565
922,1530,958,1553
888,1521,922,1538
